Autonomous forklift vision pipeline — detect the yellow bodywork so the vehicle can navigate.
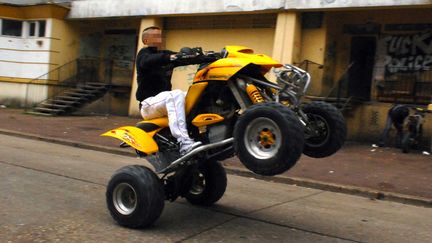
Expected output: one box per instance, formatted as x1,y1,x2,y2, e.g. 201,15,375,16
192,113,224,127
101,126,159,154
194,46,282,82
185,82,208,114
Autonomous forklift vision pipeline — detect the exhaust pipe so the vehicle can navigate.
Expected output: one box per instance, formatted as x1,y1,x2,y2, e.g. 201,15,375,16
158,137,234,174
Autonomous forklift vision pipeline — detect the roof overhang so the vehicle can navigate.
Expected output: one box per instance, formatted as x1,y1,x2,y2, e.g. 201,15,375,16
0,3,70,19
68,0,432,19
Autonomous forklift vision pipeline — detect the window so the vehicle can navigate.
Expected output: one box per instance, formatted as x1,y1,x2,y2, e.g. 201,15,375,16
1,19,23,36
27,20,46,37
38,20,46,37
29,22,36,36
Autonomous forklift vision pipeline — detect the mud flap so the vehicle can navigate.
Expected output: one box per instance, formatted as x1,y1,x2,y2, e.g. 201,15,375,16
101,126,159,154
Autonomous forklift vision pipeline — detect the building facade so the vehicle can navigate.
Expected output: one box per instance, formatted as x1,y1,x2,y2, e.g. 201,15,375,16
1,0,431,142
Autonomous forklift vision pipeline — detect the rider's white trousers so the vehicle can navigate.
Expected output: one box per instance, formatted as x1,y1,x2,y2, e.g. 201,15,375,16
140,89,191,144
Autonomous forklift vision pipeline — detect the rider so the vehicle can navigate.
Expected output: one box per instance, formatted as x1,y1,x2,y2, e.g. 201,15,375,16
136,26,201,155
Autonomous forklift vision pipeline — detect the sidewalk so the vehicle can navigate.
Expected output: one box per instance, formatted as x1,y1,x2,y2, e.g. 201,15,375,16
1,108,431,204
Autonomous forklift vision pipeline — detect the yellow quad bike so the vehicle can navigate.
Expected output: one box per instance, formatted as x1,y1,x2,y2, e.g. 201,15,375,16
102,46,346,228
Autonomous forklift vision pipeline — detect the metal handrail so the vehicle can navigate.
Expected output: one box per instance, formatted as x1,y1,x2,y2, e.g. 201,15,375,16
27,59,77,85
24,59,80,110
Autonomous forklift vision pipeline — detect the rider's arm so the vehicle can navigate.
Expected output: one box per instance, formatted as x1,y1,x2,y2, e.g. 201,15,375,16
137,49,172,68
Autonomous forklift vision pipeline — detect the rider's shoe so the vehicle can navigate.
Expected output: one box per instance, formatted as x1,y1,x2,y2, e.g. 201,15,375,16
180,140,202,156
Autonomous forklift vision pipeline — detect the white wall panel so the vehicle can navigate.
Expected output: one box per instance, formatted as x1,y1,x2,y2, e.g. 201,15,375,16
0,37,52,51
0,49,51,63
0,62,51,79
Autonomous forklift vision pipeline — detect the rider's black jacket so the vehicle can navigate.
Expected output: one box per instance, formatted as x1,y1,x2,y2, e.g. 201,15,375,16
135,47,174,102
135,46,208,102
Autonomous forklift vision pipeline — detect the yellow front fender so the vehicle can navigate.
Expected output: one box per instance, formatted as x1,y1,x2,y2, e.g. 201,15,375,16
101,126,158,154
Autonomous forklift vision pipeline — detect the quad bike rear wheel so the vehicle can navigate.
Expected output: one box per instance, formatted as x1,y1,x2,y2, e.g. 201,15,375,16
234,102,304,176
183,161,227,206
106,165,165,228
302,101,347,158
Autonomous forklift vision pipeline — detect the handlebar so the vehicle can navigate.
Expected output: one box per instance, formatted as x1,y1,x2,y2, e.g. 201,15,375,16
175,47,221,63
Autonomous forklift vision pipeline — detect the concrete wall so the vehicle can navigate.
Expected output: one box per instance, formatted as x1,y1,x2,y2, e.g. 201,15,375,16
346,103,432,148
165,28,275,58
300,18,327,96
0,82,48,107
49,18,80,78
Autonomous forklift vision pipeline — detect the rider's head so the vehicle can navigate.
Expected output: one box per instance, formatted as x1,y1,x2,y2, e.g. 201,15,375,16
142,26,162,48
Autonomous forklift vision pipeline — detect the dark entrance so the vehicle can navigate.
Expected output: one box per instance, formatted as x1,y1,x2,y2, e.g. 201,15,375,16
348,36,376,100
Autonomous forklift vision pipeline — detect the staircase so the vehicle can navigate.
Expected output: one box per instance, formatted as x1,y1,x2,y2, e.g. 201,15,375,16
29,82,109,116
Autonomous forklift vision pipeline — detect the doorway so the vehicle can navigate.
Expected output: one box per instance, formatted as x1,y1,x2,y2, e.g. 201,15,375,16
348,36,376,100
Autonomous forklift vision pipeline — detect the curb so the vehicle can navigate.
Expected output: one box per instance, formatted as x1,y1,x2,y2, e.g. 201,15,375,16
223,167,432,208
1,128,431,208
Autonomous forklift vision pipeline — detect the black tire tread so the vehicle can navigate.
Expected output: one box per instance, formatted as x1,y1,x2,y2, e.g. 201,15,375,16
184,161,227,206
234,102,304,176
106,165,164,228
302,101,347,158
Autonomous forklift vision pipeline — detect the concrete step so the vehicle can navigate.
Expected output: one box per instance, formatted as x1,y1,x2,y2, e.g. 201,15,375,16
26,111,55,116
34,107,63,114
73,88,102,94
85,82,108,88
56,95,88,101
40,102,71,109
51,99,79,105
63,91,95,98
77,85,107,91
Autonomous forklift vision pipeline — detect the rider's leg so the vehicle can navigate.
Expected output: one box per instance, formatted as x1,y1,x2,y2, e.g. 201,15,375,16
141,90,201,154
140,91,170,120
165,89,201,154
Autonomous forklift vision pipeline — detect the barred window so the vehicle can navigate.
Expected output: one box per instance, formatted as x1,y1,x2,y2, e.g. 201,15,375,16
27,20,46,37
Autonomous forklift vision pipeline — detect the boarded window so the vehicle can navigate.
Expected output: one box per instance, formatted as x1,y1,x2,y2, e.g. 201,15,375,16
2,19,22,36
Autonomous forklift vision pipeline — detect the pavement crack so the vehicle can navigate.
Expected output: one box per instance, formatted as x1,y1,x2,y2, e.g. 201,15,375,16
183,191,363,243
246,191,325,215
238,215,362,243
174,217,238,243
0,160,105,187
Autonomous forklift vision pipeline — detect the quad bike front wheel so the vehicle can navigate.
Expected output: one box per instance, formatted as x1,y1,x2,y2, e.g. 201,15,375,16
302,101,347,158
106,165,165,228
183,161,227,206
234,102,304,176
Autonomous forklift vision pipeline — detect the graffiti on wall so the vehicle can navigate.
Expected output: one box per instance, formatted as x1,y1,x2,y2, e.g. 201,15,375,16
382,30,432,73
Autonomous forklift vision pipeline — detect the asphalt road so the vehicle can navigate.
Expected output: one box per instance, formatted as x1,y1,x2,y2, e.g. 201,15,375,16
0,134,431,243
